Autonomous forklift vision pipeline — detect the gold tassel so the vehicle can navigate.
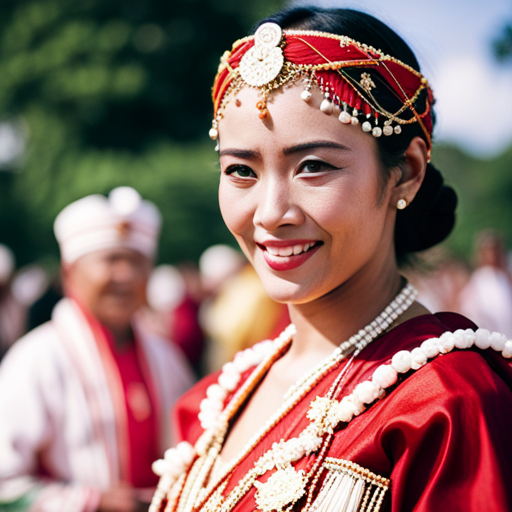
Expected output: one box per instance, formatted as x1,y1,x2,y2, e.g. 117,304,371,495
309,458,389,512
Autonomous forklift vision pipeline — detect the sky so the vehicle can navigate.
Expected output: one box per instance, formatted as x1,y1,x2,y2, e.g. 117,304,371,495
293,0,512,157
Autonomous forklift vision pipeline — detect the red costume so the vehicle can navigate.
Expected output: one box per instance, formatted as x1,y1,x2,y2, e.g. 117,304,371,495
172,314,512,512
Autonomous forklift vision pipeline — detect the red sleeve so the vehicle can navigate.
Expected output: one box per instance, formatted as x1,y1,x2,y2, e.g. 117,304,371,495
379,350,512,511
172,371,221,445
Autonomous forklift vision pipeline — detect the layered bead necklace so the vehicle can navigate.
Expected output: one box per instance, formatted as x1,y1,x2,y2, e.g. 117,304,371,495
150,283,418,512
150,280,512,512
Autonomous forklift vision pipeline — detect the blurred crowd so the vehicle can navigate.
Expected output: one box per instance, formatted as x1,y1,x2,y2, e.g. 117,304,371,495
408,230,512,338
0,186,510,511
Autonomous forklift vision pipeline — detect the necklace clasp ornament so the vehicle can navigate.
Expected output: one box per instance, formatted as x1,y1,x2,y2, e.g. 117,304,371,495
254,464,307,512
239,23,284,87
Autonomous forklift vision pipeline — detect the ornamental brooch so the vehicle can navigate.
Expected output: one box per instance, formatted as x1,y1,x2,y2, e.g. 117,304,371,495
239,23,284,87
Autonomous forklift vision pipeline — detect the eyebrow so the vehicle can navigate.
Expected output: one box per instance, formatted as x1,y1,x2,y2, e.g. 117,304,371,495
219,148,259,158
219,140,350,159
283,140,350,155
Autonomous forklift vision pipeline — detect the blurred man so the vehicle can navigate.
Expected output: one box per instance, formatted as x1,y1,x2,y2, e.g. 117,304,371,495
0,187,193,511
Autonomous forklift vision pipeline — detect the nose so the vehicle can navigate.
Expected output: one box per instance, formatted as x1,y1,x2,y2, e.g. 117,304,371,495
111,259,138,284
253,175,305,232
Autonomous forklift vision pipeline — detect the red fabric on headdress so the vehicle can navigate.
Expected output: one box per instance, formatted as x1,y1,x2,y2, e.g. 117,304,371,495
212,30,433,142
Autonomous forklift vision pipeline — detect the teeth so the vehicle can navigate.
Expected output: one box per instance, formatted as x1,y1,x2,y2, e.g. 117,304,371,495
278,246,294,257
266,246,281,256
265,242,317,258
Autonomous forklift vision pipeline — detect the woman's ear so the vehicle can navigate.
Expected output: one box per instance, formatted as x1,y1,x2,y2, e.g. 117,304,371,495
390,136,428,207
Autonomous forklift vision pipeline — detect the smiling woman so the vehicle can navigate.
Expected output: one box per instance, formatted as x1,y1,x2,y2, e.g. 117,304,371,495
150,6,512,512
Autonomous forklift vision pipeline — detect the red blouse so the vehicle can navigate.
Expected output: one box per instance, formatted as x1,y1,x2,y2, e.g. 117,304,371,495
174,313,512,511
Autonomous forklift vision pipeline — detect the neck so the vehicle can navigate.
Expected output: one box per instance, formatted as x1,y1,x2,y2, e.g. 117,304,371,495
287,258,404,360
108,325,134,350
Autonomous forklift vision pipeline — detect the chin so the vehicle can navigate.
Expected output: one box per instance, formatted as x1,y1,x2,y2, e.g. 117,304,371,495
258,273,325,305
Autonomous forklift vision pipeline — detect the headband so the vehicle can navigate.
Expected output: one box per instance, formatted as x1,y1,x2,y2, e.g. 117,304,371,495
210,23,434,149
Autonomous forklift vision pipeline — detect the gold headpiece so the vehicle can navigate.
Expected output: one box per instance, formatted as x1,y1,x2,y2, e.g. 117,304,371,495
210,23,434,149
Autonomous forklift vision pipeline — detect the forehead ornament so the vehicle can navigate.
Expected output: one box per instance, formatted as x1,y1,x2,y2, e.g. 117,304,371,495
210,22,434,149
239,23,284,87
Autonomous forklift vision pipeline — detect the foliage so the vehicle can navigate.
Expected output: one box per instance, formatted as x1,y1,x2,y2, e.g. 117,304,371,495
493,22,512,62
0,0,511,269
0,0,284,266
432,143,512,258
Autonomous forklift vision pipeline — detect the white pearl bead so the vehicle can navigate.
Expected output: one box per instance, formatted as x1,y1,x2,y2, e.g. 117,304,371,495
490,332,507,351
336,397,358,422
301,89,312,101
383,125,393,136
391,350,412,373
347,395,365,415
353,381,380,404
453,329,468,349
209,127,218,140
206,384,228,401
339,111,351,124
421,337,440,358
362,121,372,132
475,328,491,349
394,125,402,134
351,116,359,125
372,127,382,137
176,442,195,465
218,371,240,391
410,347,427,369
320,99,333,114
372,364,398,388
502,341,512,358
464,329,476,347
439,332,455,354
152,458,169,477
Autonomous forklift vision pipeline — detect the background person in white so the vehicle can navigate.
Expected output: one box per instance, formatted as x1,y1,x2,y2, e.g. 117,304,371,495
0,187,194,512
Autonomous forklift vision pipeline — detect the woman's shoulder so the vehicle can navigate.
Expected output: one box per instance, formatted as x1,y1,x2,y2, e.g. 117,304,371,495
364,313,512,424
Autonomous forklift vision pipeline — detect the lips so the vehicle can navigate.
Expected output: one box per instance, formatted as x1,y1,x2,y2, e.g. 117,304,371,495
257,240,322,271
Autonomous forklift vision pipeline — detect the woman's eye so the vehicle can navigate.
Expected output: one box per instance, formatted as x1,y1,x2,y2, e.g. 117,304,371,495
225,164,256,178
300,160,336,173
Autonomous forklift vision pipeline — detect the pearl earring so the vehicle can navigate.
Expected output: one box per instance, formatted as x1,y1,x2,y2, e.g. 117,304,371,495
397,199,407,210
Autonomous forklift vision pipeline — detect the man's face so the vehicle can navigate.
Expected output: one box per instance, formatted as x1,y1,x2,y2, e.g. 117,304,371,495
64,247,152,331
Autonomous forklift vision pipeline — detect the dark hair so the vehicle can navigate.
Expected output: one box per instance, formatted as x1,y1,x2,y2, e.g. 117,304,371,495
257,7,457,264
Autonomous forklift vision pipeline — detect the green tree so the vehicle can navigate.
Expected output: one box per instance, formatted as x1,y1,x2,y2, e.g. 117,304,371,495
493,22,512,62
0,0,284,265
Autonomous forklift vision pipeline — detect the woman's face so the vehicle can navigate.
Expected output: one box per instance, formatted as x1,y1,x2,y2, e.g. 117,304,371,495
218,85,399,305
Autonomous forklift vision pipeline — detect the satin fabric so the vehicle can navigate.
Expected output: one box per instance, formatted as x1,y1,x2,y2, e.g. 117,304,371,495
174,313,512,512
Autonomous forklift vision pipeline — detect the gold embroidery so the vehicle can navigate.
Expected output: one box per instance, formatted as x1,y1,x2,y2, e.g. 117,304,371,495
254,465,307,512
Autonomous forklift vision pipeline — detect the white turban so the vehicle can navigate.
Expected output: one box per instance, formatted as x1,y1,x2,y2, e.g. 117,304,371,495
54,187,162,264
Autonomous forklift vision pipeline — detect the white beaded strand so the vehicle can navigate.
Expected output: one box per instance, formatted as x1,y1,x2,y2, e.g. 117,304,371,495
283,284,416,402
151,324,512,512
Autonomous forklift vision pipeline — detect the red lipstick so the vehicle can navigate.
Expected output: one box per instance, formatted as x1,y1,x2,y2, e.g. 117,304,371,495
258,240,322,271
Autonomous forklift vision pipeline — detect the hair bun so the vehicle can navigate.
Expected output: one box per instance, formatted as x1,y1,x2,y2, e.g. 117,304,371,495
395,163,457,253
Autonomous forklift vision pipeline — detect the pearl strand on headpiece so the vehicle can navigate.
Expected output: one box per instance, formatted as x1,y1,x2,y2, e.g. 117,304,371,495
283,283,417,401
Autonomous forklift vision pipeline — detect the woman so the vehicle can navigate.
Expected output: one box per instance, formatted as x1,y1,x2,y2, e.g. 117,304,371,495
150,7,512,512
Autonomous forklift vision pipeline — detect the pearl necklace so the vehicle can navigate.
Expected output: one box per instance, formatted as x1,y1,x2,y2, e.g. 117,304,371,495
284,283,417,401
150,283,417,512
151,315,512,512
202,326,512,512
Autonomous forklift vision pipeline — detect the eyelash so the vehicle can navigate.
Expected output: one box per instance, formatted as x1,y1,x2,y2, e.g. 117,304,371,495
224,164,256,178
299,160,338,174
223,160,338,179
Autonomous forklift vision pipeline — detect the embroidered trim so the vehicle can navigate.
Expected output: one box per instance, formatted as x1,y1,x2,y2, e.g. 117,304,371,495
310,458,389,512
